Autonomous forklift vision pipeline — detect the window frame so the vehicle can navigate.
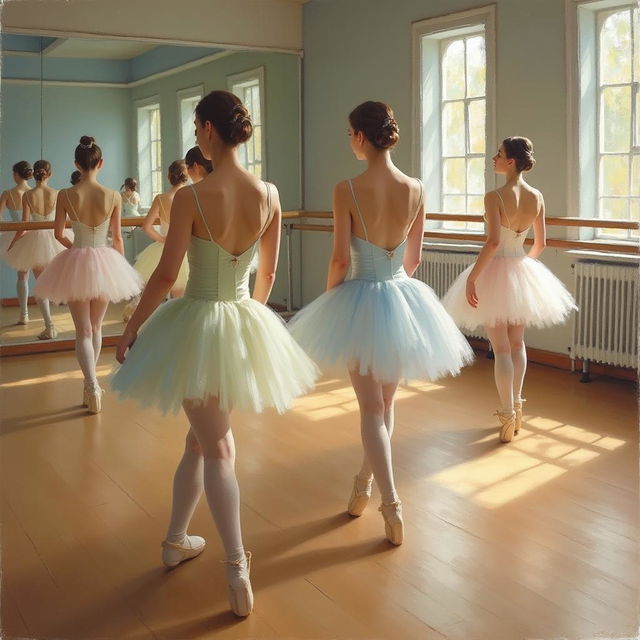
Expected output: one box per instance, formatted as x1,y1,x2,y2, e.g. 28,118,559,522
412,5,496,233
177,84,204,158
227,66,266,179
135,95,162,208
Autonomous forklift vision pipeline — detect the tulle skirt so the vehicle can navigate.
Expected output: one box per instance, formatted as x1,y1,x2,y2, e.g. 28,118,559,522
134,241,189,289
442,255,577,330
2,229,71,271
288,276,474,383
110,296,319,415
34,246,143,303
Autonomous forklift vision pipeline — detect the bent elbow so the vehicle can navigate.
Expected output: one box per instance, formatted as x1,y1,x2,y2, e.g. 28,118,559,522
330,257,349,271
486,239,500,250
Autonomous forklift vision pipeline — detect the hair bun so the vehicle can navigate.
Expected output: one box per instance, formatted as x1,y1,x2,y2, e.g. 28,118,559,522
79,135,95,149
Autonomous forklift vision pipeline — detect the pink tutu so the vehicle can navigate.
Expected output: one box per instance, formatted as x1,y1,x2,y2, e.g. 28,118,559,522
443,255,577,329
2,229,71,271
34,246,143,303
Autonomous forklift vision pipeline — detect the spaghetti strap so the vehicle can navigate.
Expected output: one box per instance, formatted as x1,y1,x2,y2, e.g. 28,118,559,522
347,179,369,240
258,181,273,237
495,190,511,230
8,190,17,209
415,178,424,213
190,185,214,242
64,191,79,221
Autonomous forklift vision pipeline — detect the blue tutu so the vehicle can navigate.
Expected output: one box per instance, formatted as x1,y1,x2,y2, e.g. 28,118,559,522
289,235,474,382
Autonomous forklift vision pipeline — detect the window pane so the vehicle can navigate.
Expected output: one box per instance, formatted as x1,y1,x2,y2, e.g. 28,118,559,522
634,9,639,82
631,155,640,196
600,10,632,85
442,40,465,100
152,141,161,168
467,158,485,194
468,99,486,154
151,109,161,139
466,36,486,98
247,138,255,164
630,198,640,227
443,158,466,194
152,172,162,196
600,196,629,219
442,101,465,156
467,195,484,213
443,195,465,214
601,86,631,152
251,85,261,124
600,155,630,195
254,125,262,162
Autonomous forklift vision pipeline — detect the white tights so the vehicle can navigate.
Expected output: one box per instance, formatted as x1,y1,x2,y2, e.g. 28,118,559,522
68,299,109,386
485,323,527,413
350,370,399,505
165,396,245,563
32,268,53,327
17,271,28,316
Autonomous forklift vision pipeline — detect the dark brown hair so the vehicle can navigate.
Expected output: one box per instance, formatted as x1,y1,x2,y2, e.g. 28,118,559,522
349,101,399,150
185,146,213,174
121,177,137,191
13,161,33,180
70,170,82,185
502,137,535,172
75,135,102,171
33,160,51,182
167,160,188,186
195,90,252,146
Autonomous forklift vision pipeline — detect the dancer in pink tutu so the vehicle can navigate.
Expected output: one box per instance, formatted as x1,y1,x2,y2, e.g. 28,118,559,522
35,136,143,413
5,160,67,339
443,137,576,442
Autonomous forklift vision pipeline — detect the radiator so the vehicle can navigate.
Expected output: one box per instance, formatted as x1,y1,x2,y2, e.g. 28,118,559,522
415,249,484,338
572,260,638,368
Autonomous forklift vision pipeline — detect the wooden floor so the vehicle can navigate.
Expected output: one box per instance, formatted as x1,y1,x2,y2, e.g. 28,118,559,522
0,350,637,640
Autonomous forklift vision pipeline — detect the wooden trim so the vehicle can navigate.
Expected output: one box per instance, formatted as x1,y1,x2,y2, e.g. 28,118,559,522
1,297,37,307
0,335,120,357
467,337,637,382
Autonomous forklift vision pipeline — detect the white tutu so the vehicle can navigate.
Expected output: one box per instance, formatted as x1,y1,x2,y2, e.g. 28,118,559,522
443,255,577,329
2,229,72,271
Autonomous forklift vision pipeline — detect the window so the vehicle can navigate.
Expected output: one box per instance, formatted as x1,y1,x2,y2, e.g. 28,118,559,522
440,35,486,229
571,0,639,240
413,7,495,232
597,6,639,238
178,85,203,157
228,67,265,178
136,98,162,206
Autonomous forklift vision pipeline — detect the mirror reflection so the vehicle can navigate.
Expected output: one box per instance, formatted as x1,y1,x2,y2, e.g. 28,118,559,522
1,34,301,349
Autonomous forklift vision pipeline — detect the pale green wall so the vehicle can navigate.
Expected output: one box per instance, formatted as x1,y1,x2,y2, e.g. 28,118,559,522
301,0,576,355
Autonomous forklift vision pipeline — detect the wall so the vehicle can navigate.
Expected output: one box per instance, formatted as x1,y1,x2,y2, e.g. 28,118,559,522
2,0,303,53
301,0,581,355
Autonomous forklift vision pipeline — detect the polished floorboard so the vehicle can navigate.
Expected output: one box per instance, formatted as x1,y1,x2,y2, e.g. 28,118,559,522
1,349,637,639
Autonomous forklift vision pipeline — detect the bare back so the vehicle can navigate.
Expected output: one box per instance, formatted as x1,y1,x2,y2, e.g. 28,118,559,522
64,182,117,226
348,171,423,250
494,183,542,233
25,185,57,216
5,186,28,210
189,170,273,254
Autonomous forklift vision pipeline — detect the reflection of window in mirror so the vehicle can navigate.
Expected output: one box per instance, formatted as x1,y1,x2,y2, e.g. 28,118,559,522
414,6,495,231
136,97,162,206
228,67,265,178
178,85,204,157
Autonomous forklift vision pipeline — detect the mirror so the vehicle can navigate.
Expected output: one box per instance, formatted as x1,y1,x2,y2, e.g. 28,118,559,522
0,34,301,350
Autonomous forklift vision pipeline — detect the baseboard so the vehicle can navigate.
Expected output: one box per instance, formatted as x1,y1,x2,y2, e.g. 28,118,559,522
2,296,37,307
0,335,120,357
467,337,637,382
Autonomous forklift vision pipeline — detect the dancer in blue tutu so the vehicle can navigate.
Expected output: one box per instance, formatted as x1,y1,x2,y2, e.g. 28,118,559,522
289,101,473,545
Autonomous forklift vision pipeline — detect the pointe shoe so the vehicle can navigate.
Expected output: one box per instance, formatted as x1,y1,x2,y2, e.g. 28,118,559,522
222,551,254,617
161,535,206,568
17,313,28,325
379,501,404,545
86,383,103,414
37,324,57,340
496,410,516,443
514,399,526,435
347,475,373,516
